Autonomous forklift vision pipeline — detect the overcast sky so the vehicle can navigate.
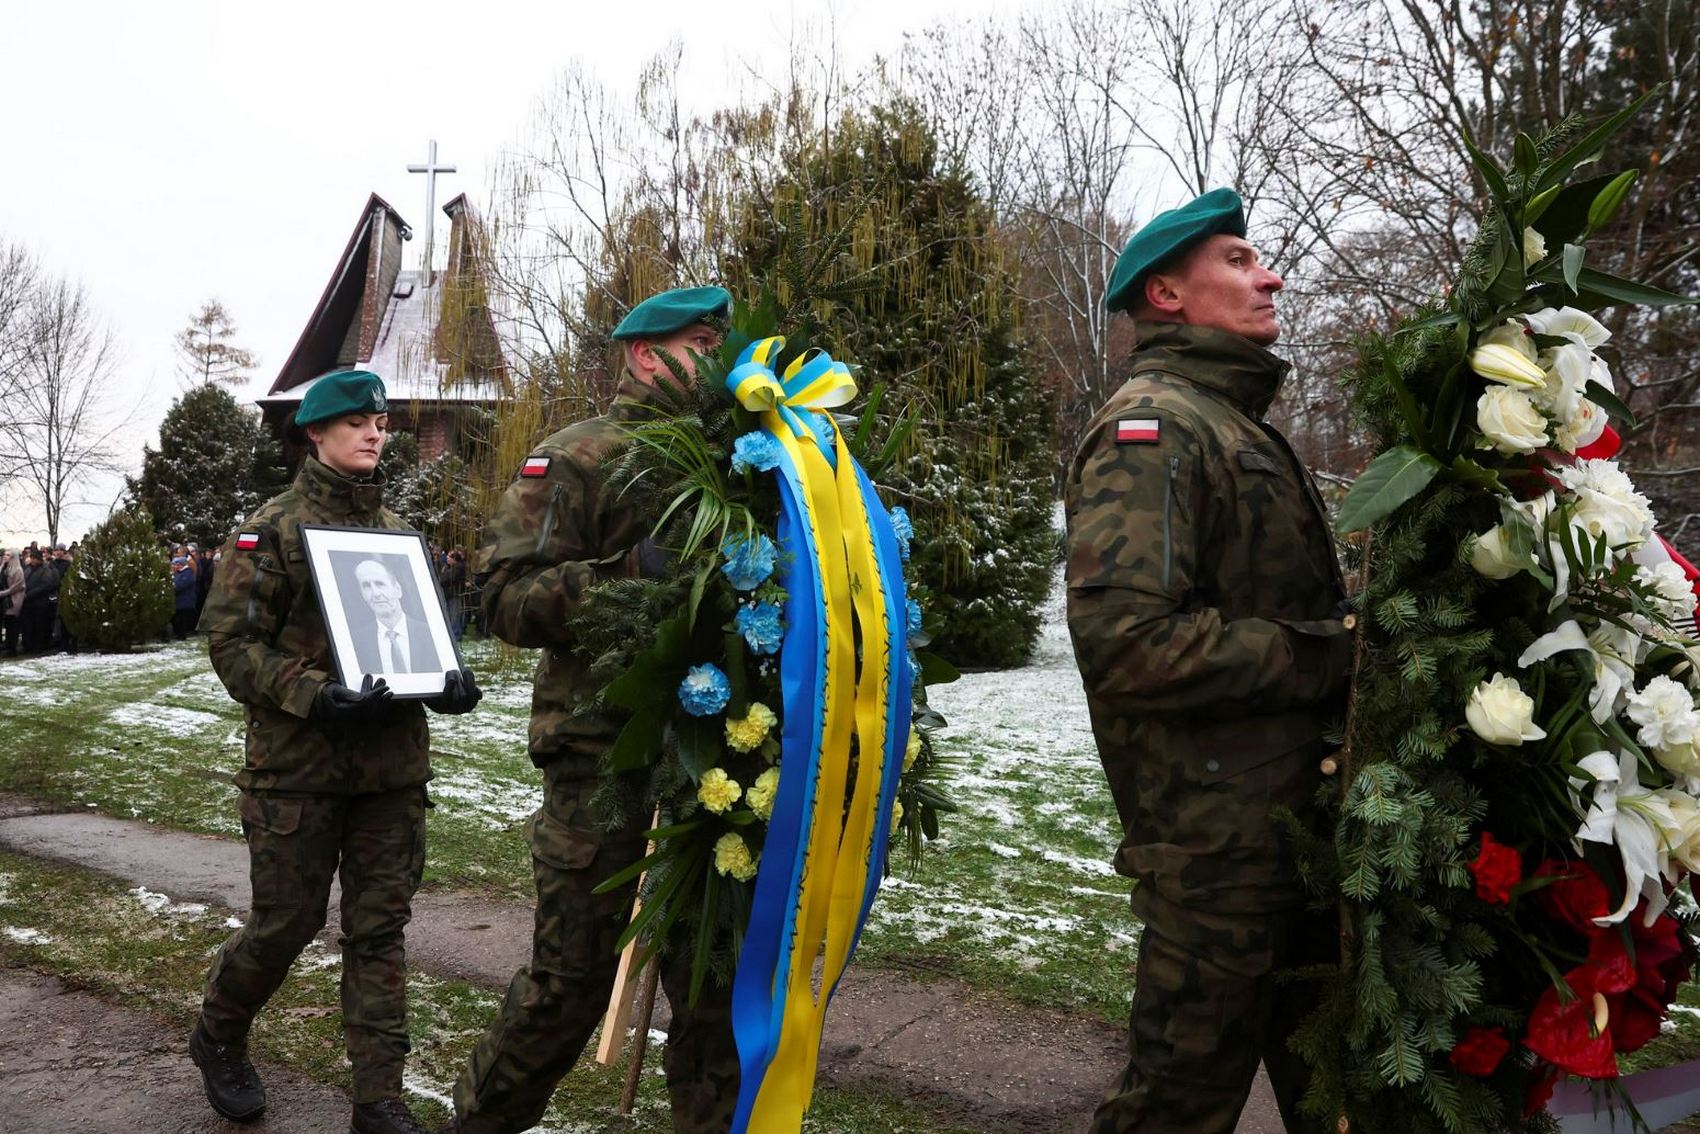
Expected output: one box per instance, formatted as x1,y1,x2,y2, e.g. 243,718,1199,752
2,0,1038,544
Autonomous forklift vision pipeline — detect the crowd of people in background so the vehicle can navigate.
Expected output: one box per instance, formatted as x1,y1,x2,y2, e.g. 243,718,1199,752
0,537,483,659
1,541,78,656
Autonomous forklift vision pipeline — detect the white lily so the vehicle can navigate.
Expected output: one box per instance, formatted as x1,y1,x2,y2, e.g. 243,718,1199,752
1526,306,1612,349
1517,619,1642,723
1571,749,1674,926
1539,340,1593,422
1470,342,1548,390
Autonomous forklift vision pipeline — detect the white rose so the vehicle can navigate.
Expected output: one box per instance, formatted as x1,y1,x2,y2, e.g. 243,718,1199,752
1626,675,1700,750
1523,227,1548,267
1526,306,1612,349
1476,386,1549,454
1653,737,1700,784
1469,525,1523,579
1655,788,1700,876
1556,458,1655,550
1466,673,1547,746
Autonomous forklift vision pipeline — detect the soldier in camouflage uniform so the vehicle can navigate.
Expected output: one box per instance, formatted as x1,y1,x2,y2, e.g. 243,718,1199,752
190,370,482,1134
440,287,737,1134
1065,190,1353,1133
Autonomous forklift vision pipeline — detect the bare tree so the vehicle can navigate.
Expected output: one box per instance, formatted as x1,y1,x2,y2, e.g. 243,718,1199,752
0,239,39,417
175,298,258,387
1,276,123,545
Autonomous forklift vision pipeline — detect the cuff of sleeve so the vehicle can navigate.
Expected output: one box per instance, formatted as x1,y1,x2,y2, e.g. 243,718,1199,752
283,674,332,720
1276,618,1355,697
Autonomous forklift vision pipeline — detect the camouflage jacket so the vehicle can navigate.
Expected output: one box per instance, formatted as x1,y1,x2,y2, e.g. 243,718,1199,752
475,375,657,766
200,457,430,795
1065,322,1352,882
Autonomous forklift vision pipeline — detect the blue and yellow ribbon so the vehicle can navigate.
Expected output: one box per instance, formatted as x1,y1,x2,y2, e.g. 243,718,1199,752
726,337,914,1133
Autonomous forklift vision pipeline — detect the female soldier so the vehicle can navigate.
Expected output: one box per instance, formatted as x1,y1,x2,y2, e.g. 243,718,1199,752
188,370,481,1134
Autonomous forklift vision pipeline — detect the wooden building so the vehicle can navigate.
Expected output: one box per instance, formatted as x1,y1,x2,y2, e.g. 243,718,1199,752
257,192,508,465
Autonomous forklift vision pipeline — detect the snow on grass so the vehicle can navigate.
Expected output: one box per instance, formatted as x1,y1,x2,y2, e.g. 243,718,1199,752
427,766,540,830
129,886,208,917
3,926,52,944
108,703,227,733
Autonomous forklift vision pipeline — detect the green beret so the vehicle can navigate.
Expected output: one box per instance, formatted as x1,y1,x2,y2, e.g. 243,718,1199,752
611,286,732,341
1104,188,1248,313
295,370,389,427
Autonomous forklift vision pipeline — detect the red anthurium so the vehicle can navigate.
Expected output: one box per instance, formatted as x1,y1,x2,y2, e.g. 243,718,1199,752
1534,859,1611,934
1450,1026,1512,1076
1585,930,1636,995
1524,966,1618,1079
1470,832,1523,904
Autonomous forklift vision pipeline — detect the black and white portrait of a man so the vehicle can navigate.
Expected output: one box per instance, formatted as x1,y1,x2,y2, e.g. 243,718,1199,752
339,553,441,676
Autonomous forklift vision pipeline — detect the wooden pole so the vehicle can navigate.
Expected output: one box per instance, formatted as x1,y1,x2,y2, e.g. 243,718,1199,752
617,955,663,1115
595,809,661,1067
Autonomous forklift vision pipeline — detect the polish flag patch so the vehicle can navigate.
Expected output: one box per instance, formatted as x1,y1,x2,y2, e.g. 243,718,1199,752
234,532,261,551
1116,418,1161,444
520,456,551,479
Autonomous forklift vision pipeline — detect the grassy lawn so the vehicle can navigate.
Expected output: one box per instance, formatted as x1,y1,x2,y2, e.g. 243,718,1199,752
0,848,977,1133
0,579,1143,1026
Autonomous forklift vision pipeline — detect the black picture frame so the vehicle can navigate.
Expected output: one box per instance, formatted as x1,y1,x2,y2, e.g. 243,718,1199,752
299,524,462,699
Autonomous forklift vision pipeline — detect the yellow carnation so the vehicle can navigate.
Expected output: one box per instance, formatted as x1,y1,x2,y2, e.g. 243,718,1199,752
747,767,780,820
697,767,742,814
714,832,759,881
725,703,778,753
891,798,904,826
903,728,922,771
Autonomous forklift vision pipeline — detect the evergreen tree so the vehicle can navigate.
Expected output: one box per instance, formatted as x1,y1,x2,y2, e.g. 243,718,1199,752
176,299,257,387
377,430,478,545
129,384,285,547
60,506,172,651
727,100,1056,667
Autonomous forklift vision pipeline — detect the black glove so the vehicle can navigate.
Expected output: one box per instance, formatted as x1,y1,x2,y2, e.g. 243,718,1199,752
626,537,676,579
315,674,394,721
427,668,483,715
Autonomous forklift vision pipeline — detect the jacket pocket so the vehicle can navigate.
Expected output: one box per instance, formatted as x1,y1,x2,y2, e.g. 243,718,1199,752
525,805,600,870
238,792,303,836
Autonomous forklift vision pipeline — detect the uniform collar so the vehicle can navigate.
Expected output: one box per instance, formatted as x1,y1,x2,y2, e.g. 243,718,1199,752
295,456,386,519
1132,320,1291,418
609,369,672,422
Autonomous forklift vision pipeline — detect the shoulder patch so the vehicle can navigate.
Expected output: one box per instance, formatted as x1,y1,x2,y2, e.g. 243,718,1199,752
1115,418,1161,444
234,532,261,551
520,455,551,479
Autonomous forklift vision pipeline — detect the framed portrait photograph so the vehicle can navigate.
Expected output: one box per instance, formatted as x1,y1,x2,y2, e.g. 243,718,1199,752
300,525,461,699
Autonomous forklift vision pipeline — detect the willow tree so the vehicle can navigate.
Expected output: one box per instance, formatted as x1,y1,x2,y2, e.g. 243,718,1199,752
725,100,1056,667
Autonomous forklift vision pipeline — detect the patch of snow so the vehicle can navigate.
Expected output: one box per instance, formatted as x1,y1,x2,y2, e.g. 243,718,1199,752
1039,847,1115,877
4,926,52,945
108,703,225,733
403,1073,456,1108
223,916,244,929
129,887,208,917
985,842,1022,859
427,768,541,830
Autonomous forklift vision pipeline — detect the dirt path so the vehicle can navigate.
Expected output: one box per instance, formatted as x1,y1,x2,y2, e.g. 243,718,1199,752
0,969,352,1133
7,793,1675,1134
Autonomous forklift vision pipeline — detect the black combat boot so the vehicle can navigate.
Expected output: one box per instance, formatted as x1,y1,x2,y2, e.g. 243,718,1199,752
351,1096,432,1134
188,1022,267,1121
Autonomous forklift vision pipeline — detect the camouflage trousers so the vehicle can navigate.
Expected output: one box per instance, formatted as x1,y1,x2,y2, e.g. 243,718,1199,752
1092,893,1338,1133
452,759,738,1134
199,787,427,1103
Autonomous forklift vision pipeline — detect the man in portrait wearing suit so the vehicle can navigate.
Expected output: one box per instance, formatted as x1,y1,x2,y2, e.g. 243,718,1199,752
350,558,440,676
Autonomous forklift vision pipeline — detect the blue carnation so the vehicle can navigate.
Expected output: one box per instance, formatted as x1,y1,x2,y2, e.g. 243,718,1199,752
731,431,783,475
888,506,914,562
736,601,785,655
721,532,778,591
678,663,732,717
906,598,923,638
